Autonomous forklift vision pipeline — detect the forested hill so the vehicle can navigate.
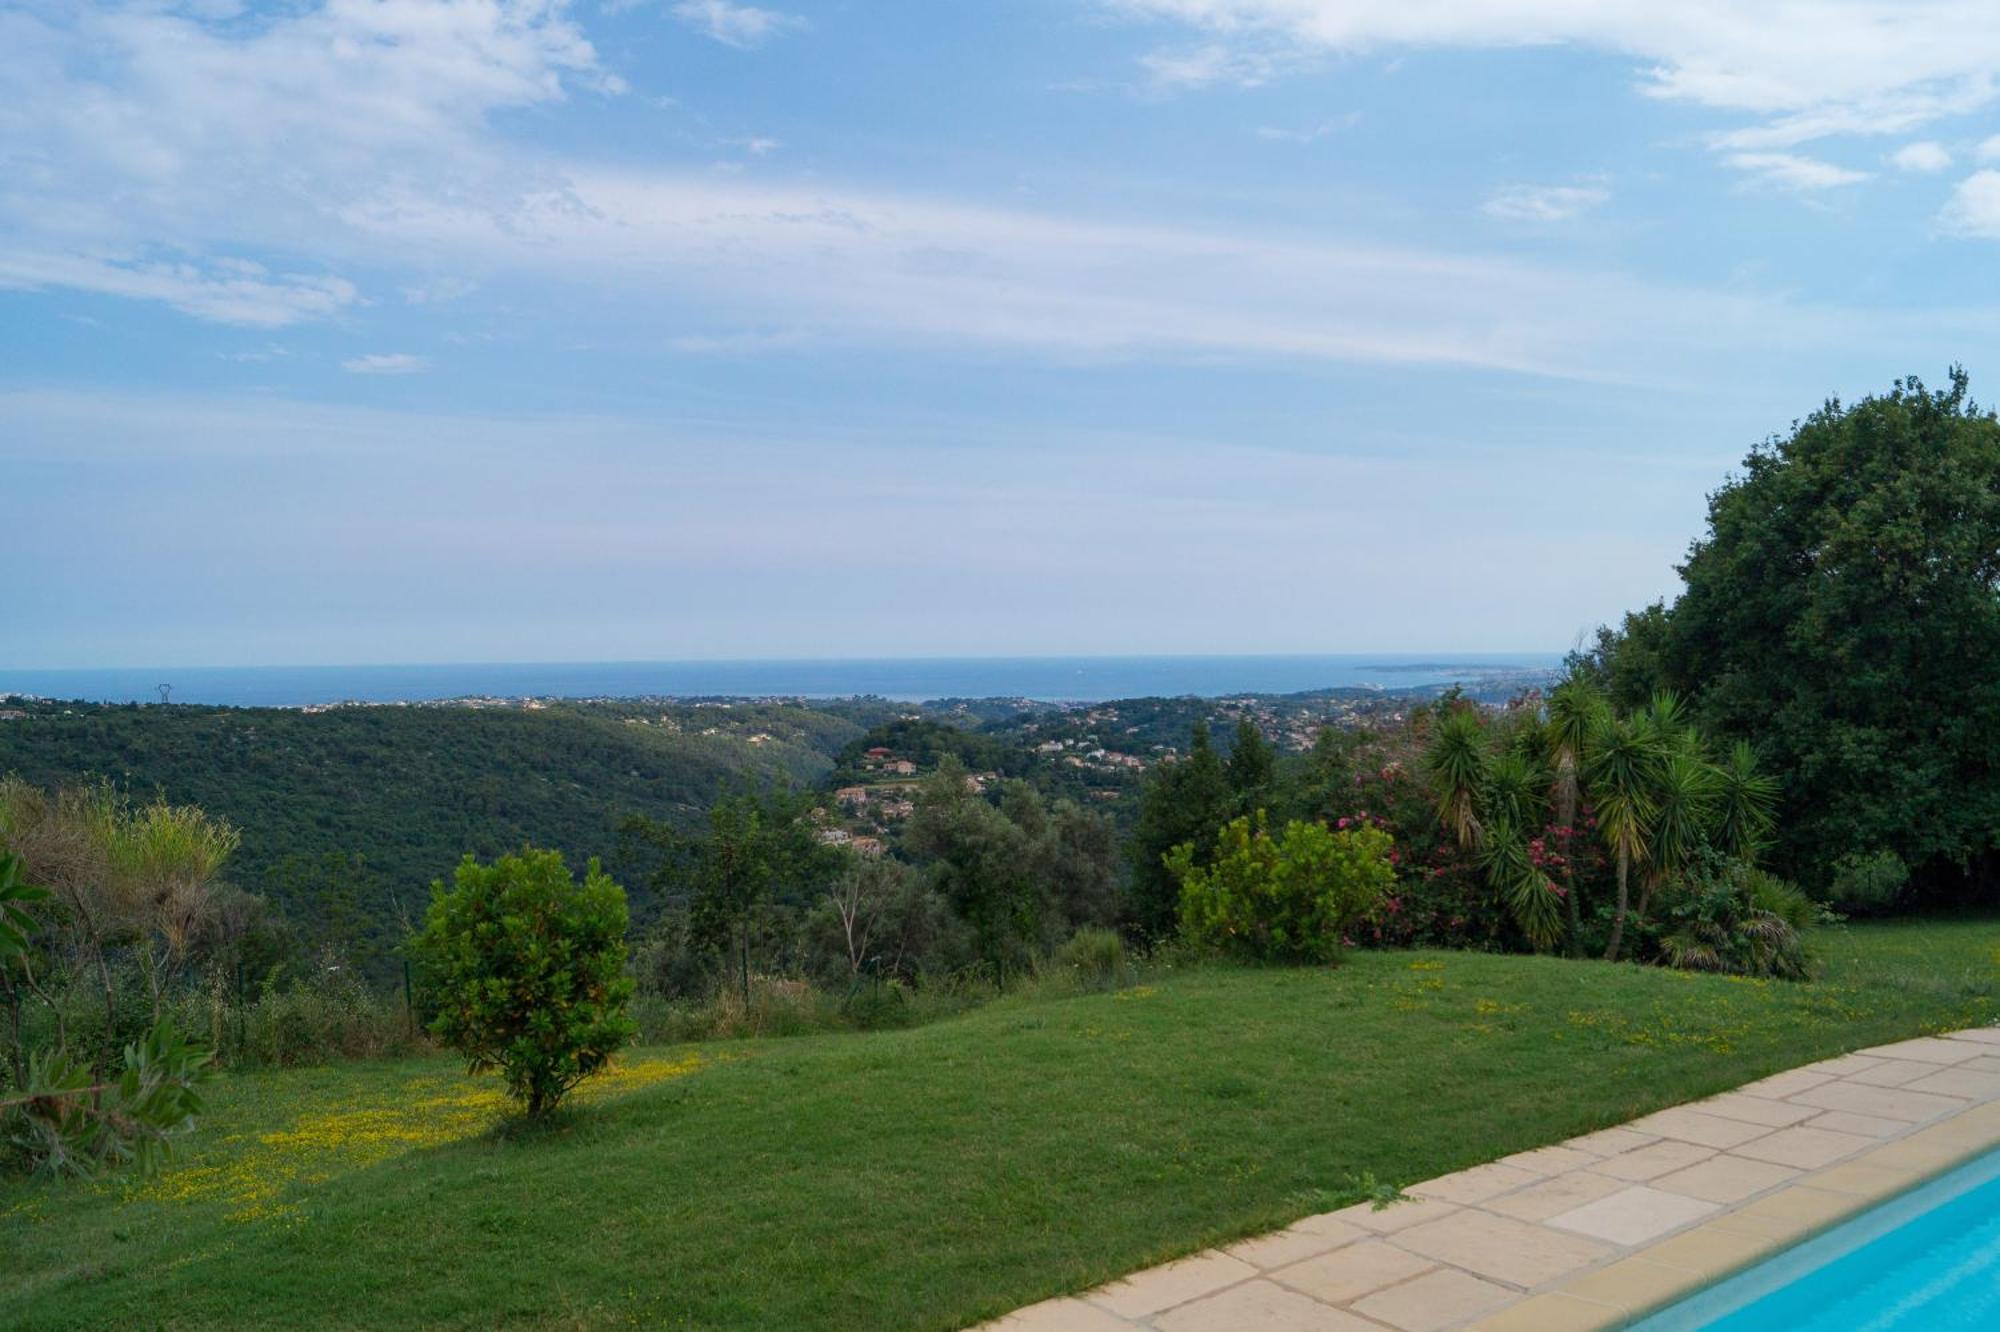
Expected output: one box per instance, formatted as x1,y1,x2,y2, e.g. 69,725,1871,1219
0,697,894,961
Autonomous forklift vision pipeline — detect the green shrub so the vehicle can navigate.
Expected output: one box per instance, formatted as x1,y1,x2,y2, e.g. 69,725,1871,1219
412,849,636,1118
1055,927,1128,991
202,963,420,1068
4,1021,212,1179
1170,814,1396,964
1658,858,1824,980
841,976,914,1030
1825,850,1909,914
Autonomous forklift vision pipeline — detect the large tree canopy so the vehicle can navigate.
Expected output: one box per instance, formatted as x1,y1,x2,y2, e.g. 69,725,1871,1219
1595,370,2000,898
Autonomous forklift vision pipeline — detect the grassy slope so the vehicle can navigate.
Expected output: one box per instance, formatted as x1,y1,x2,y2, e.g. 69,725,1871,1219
6,919,1997,1330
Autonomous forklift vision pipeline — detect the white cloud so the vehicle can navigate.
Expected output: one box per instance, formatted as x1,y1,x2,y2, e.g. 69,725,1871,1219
1723,152,1870,192
0,0,609,321
1942,170,2000,237
1255,115,1359,143
342,353,429,375
671,1,806,49
330,167,1899,385
670,328,809,354
1890,140,1952,172
401,277,479,306
1140,43,1305,89
1979,134,2000,162
0,250,357,326
1481,184,1610,222
0,0,1923,382
1111,3,2000,168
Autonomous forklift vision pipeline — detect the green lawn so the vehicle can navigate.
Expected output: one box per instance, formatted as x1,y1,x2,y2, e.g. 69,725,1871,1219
6,919,1997,1330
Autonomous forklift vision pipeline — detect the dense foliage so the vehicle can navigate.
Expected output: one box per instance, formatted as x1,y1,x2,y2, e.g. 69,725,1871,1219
1583,371,2000,902
1170,813,1394,963
0,699,869,972
1124,722,1234,939
4,1021,213,1178
0,842,215,1177
412,849,636,1118
1123,676,1798,976
626,790,842,1008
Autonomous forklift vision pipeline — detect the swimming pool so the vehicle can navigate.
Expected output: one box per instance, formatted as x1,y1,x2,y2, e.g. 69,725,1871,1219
1632,1147,2000,1330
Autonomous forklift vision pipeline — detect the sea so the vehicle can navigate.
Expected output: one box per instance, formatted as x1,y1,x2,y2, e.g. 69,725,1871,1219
0,654,1562,709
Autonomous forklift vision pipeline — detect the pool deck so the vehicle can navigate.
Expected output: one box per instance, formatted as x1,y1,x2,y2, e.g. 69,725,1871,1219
985,1027,2000,1331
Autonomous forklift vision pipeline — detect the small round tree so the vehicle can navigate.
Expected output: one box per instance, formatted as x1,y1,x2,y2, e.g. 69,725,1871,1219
414,848,636,1118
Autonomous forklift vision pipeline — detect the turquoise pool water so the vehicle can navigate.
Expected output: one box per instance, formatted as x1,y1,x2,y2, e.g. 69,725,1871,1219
1634,1148,2000,1330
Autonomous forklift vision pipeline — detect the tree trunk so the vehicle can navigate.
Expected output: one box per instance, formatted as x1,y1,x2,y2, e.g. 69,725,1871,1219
739,916,751,1012
1,970,22,1089
1561,857,1583,959
1636,871,1659,924
1603,848,1632,963
18,952,66,1058
142,945,165,1024
1556,782,1583,959
96,945,117,1035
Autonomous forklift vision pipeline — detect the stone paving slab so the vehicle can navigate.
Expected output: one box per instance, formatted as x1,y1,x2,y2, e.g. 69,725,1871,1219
981,1026,2000,1331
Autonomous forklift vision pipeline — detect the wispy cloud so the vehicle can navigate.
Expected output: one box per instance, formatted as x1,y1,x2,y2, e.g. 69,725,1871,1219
0,250,356,327
336,167,1905,386
1481,184,1610,222
1724,152,1870,192
0,0,609,324
671,1,806,49
1109,2,2000,181
0,0,1926,383
1255,115,1359,144
401,278,480,306
342,353,430,376
1140,43,1305,89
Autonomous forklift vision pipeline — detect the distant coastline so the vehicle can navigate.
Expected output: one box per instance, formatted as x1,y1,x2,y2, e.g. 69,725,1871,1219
0,654,1561,710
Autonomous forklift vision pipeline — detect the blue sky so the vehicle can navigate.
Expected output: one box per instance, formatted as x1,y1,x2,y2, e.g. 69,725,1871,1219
8,1,2000,668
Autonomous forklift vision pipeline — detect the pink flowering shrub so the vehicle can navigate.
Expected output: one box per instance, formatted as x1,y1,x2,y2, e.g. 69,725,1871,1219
1310,741,1616,952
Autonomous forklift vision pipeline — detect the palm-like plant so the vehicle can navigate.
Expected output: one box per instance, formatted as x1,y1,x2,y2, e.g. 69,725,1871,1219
1423,708,1490,851
1479,748,1561,950
1585,712,1661,963
1483,748,1547,832
1478,820,1564,952
1714,740,1780,862
1637,690,1693,743
1544,677,1606,957
1639,746,1723,920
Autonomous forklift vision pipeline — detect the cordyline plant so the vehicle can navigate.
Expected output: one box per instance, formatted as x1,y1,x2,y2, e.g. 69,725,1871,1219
0,851,214,1178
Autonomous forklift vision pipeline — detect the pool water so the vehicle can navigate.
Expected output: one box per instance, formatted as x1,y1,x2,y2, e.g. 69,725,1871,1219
1634,1148,2000,1330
